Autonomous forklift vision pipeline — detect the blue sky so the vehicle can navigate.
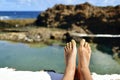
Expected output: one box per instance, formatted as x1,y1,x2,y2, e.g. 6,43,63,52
0,0,120,11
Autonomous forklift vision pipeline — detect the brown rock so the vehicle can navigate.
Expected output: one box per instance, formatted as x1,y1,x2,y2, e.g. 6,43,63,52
35,2,120,34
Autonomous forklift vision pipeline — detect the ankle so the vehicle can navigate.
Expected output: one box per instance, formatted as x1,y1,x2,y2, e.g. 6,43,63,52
66,65,76,71
80,66,90,73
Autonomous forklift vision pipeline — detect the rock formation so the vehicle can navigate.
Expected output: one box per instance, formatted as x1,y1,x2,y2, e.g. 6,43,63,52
35,2,120,34
35,2,120,56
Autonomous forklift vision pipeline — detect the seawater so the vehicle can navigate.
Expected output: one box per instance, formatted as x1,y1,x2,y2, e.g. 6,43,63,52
0,41,120,74
0,11,40,20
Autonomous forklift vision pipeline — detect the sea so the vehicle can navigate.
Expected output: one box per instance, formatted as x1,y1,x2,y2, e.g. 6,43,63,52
0,11,40,20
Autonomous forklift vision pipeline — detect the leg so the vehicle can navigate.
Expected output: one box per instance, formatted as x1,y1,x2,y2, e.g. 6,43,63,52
62,40,77,80
77,39,92,80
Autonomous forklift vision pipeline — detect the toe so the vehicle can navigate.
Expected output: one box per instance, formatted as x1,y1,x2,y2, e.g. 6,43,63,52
80,39,85,46
85,42,88,47
64,46,67,52
70,42,72,48
87,43,91,53
66,43,69,48
71,39,76,48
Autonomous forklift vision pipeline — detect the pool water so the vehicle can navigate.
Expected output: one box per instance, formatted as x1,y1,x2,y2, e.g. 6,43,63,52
0,41,120,74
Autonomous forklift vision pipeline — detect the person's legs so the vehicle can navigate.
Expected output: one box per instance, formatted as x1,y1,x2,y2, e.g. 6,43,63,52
62,40,77,80
77,39,92,80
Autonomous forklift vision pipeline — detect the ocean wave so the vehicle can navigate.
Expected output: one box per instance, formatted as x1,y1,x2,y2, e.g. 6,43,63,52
0,16,11,20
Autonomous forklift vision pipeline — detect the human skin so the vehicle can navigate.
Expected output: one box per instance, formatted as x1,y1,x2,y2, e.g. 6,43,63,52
62,40,77,80
62,39,92,80
77,39,92,80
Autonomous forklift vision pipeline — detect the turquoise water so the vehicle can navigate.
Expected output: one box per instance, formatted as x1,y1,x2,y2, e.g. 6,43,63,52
0,41,65,73
0,41,120,74
90,46,120,74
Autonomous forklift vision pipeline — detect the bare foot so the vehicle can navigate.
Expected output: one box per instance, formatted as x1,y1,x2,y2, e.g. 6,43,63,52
77,39,92,80
62,40,77,80
78,39,91,68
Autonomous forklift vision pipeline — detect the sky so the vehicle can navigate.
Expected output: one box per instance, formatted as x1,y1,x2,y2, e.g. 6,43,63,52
0,0,120,11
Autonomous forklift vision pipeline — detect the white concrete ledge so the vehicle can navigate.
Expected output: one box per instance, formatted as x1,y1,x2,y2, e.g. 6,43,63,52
0,68,120,80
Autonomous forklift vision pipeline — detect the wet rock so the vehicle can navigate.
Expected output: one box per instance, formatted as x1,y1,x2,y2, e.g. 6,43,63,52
112,47,120,58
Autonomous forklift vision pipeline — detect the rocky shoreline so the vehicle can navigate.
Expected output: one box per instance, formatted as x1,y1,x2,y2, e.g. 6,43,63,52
0,28,66,43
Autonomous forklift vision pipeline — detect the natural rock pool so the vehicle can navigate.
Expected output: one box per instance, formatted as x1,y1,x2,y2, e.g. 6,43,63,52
0,41,120,74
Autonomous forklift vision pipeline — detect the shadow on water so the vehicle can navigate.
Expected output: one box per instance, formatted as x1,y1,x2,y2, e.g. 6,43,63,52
96,44,113,55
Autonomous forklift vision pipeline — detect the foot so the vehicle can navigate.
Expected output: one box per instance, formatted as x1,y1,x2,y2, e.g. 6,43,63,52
64,40,77,66
63,40,77,80
77,39,92,80
78,39,91,68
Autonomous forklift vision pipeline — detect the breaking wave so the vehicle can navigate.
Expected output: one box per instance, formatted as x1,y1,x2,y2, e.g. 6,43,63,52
0,16,11,20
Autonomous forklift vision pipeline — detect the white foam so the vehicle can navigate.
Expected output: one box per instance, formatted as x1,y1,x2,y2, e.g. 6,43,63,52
0,68,120,80
0,16,10,20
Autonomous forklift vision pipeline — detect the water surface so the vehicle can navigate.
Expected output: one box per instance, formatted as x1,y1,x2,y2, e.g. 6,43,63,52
0,11,40,20
0,41,120,74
